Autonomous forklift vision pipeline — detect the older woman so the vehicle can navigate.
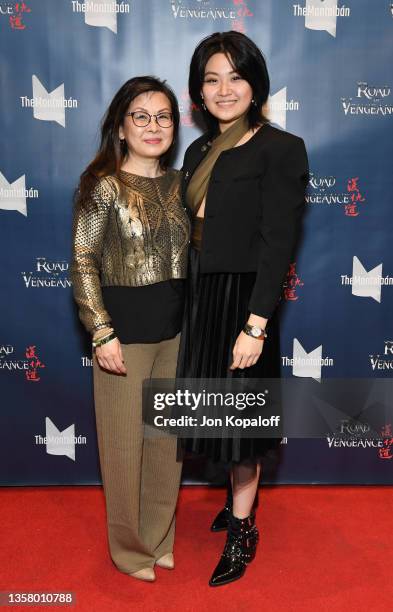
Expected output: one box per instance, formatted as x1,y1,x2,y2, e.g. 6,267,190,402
71,76,190,582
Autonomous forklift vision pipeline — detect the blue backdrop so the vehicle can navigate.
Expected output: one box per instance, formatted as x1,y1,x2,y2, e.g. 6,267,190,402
1,0,392,485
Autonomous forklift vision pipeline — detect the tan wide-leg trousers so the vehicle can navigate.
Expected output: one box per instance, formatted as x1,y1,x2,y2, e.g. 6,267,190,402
93,334,182,574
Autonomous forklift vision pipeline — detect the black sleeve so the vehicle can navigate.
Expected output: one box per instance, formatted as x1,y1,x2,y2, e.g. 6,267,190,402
248,137,309,318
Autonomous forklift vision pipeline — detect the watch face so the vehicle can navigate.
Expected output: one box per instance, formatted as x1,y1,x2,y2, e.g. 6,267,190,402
251,326,262,337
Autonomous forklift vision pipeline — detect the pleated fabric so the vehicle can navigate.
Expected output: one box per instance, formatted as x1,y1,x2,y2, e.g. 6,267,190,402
176,247,282,463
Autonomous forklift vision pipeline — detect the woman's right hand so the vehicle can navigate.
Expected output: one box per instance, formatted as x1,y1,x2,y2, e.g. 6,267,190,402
95,337,127,375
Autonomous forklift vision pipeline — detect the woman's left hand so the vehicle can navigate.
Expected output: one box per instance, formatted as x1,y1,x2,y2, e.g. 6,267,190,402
230,331,264,370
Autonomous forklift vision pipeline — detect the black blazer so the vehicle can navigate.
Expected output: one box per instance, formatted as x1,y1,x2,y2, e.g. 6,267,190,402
181,123,309,319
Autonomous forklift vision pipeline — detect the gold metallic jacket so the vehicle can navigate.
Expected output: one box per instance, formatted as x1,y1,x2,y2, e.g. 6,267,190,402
70,169,190,334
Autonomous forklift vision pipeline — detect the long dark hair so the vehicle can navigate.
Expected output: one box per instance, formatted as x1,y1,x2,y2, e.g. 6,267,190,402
76,76,180,206
189,31,270,134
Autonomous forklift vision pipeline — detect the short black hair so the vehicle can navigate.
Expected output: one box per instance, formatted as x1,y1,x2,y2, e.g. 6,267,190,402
189,31,270,134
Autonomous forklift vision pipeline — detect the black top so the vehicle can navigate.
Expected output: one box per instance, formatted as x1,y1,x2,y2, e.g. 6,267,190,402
102,280,184,344
181,123,309,319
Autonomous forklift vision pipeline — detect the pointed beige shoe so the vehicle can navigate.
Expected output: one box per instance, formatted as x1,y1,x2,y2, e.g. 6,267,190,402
129,568,156,582
156,553,175,569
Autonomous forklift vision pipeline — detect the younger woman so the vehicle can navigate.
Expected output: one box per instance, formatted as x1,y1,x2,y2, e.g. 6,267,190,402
178,32,309,586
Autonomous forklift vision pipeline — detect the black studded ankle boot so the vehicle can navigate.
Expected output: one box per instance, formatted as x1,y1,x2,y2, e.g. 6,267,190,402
209,511,259,587
210,487,233,532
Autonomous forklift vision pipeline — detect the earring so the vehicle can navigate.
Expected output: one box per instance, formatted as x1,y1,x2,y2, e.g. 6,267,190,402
252,98,257,107
202,102,207,111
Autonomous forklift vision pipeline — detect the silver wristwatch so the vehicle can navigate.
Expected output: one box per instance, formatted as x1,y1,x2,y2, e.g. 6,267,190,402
243,323,267,340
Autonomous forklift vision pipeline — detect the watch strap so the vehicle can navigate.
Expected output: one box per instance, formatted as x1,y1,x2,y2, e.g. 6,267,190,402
243,323,267,340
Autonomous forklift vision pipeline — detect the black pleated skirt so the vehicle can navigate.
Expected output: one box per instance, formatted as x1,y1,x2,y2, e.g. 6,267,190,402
176,247,282,463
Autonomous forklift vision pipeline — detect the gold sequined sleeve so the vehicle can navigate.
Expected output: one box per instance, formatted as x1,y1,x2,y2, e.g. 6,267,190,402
70,177,115,335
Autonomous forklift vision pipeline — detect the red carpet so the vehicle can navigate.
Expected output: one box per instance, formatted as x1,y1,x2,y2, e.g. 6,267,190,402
1,485,392,611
